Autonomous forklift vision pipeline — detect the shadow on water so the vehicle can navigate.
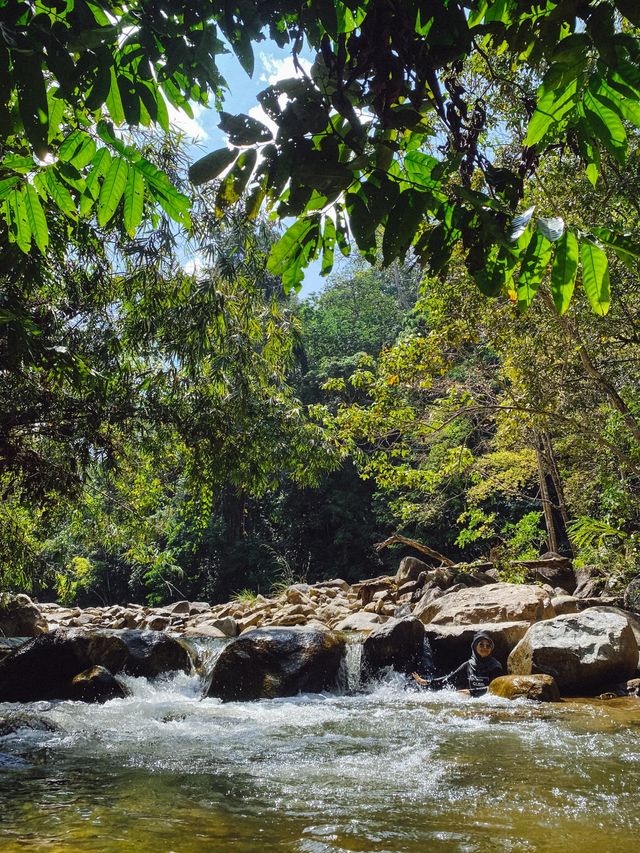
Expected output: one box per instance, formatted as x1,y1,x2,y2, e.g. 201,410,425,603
1,664,639,852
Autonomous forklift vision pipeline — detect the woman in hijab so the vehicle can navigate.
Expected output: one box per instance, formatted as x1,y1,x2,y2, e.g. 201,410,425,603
411,631,503,697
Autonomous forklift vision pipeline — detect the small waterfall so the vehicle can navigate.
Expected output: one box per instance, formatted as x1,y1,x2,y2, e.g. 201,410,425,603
337,638,364,693
182,636,231,695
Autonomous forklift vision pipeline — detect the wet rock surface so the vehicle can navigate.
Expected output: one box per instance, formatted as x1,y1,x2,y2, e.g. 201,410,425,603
361,616,425,676
489,674,561,702
207,626,345,701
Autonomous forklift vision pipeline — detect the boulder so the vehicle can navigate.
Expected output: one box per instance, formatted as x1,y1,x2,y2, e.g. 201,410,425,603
207,626,345,701
624,577,640,615
551,595,581,615
182,624,226,639
0,594,48,637
489,674,561,702
164,600,191,615
69,666,126,702
573,567,605,599
423,622,530,673
0,628,192,702
415,583,554,626
395,556,432,585
508,609,639,694
353,576,394,606
515,553,576,594
205,616,239,637
333,612,384,632
361,616,425,676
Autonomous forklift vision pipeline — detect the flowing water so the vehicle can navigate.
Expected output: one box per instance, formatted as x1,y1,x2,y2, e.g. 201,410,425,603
1,648,639,853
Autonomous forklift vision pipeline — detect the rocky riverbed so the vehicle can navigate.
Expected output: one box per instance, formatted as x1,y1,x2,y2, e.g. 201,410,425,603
1,556,639,703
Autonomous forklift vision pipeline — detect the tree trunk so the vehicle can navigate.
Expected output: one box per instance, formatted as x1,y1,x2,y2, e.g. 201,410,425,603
535,435,558,553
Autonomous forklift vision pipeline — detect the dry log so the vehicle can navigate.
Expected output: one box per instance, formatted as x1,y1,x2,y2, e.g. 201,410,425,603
373,534,454,567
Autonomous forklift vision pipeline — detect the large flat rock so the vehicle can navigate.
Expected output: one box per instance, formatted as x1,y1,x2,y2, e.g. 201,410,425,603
415,583,554,626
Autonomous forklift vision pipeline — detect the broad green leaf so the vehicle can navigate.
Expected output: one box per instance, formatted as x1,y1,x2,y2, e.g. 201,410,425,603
0,176,20,200
3,154,36,174
475,248,509,297
382,190,427,266
267,218,317,276
584,87,627,163
79,148,111,216
14,55,49,159
550,230,579,314
525,78,579,147
7,188,31,252
105,67,125,126
123,165,144,236
97,157,129,226
591,226,640,271
41,169,77,218
580,239,610,315
189,148,238,186
403,152,439,191
23,183,48,253
321,216,336,276
586,162,599,187
517,231,553,310
219,112,272,145
58,130,96,170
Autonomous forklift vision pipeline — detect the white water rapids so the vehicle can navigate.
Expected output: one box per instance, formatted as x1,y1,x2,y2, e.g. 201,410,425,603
1,640,639,852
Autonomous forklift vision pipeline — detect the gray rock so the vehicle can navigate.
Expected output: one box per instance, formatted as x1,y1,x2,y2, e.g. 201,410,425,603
395,556,432,585
508,609,639,694
333,612,383,632
0,594,48,637
207,626,345,701
361,616,425,676
416,582,555,626
624,577,640,615
0,628,193,702
551,595,581,615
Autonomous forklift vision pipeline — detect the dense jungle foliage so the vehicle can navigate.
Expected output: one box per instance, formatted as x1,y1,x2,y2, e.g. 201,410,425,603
1,2,639,604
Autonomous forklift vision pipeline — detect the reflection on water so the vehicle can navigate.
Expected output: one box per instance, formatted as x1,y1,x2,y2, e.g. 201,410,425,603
1,670,639,852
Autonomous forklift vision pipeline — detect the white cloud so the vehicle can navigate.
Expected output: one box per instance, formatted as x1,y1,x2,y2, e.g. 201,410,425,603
259,53,312,85
182,253,204,276
167,102,208,142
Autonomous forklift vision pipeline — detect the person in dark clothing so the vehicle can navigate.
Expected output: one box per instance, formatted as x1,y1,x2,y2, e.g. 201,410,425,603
411,631,503,697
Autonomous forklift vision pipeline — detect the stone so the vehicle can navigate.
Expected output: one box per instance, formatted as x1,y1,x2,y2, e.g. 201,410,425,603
189,602,211,614
312,579,350,592
489,674,561,702
205,617,239,637
508,609,639,694
551,595,581,615
163,600,191,615
182,624,226,639
395,556,432,585
416,583,555,626
0,594,48,637
361,616,425,676
624,577,640,615
412,583,447,620
515,553,576,594
573,567,605,599
353,576,394,606
333,612,383,632
424,622,530,673
69,666,125,702
0,628,193,702
145,615,171,631
207,626,345,701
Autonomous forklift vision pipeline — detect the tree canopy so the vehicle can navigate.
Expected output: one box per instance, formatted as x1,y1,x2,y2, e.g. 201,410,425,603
2,1,640,311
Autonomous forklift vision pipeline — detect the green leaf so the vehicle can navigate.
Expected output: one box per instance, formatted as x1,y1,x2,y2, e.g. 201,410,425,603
14,55,49,159
321,216,336,276
6,188,31,253
79,148,111,216
382,190,427,266
218,112,272,145
267,217,321,290
58,131,96,170
525,78,579,147
517,231,553,310
583,87,627,163
2,154,35,174
105,67,125,126
580,239,610,315
43,168,77,218
123,165,144,236
550,230,579,315
403,152,440,191
0,176,20,200
590,226,640,272
189,148,237,185
23,183,48,254
97,157,129,226
586,162,599,187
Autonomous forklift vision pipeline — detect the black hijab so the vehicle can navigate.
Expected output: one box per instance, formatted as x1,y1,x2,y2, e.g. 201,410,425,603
467,631,502,693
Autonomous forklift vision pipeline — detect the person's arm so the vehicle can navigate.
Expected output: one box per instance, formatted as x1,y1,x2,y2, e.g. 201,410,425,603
430,661,468,689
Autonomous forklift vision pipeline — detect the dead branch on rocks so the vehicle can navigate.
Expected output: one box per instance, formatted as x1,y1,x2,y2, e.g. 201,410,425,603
374,534,454,567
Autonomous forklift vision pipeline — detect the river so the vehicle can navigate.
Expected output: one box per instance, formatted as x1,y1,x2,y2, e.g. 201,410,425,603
1,651,639,852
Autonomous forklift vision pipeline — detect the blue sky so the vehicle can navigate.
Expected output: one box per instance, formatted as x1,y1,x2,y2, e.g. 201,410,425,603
173,43,340,298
